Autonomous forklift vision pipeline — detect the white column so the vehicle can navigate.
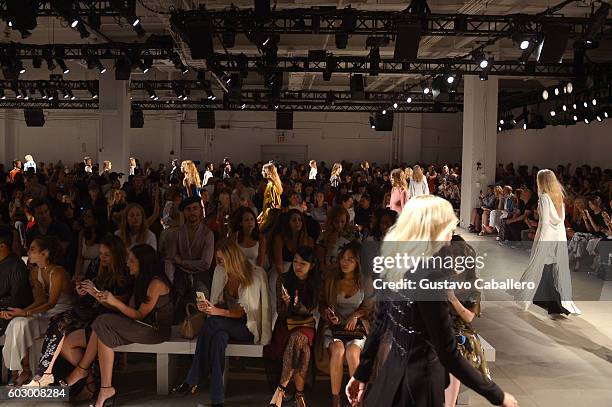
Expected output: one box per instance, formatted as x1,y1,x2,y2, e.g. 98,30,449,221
97,71,131,176
459,76,498,227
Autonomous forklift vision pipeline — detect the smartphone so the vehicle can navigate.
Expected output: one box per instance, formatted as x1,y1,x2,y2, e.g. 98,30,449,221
134,319,154,329
327,307,336,318
196,291,207,302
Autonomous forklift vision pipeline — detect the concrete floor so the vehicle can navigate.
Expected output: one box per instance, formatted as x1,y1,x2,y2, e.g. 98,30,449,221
9,231,612,407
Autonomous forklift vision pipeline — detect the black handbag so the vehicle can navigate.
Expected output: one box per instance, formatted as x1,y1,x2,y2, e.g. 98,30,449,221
330,320,366,341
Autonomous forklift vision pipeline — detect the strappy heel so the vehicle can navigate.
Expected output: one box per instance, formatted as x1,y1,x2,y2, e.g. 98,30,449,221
295,390,307,407
90,385,117,407
269,383,287,407
23,373,54,387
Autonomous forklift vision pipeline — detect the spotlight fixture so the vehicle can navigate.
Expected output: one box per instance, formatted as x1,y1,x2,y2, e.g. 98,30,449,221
369,47,380,76
95,59,107,74
479,58,489,69
393,102,398,109
542,89,549,100
584,117,590,124
596,113,603,122
369,116,376,129
423,85,430,95
382,109,387,115
56,59,70,75
169,52,189,74
53,0,81,29
523,123,527,130
406,96,412,103
562,104,567,111
554,87,559,96
583,101,588,108
592,98,597,106
566,82,573,94
111,0,144,35
572,103,577,110
241,103,246,110
550,109,556,117
498,126,502,132
479,72,488,81
573,114,578,121
520,40,530,50
499,119,504,125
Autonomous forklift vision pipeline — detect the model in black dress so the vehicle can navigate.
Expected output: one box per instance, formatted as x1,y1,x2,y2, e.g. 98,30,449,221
346,284,516,407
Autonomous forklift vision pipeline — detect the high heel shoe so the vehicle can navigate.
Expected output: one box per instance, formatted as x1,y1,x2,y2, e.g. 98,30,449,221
59,364,89,387
269,383,287,407
90,386,117,407
23,373,54,387
331,394,341,407
295,390,307,407
171,382,198,395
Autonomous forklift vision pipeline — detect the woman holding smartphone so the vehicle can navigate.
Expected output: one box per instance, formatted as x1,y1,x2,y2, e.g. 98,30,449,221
23,235,132,396
265,246,319,407
63,244,172,407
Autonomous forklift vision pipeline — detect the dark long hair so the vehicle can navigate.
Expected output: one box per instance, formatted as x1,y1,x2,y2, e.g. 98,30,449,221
231,206,260,242
33,236,64,266
130,244,171,308
282,246,319,311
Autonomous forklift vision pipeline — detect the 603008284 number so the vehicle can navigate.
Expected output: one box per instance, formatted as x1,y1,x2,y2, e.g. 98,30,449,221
0,386,69,401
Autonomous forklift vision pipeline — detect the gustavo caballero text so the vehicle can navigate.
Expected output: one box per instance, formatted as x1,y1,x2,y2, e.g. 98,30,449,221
0,386,69,402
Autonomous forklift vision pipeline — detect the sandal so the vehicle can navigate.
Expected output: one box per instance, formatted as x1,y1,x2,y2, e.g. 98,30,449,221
23,373,55,387
269,383,287,407
295,390,307,407
90,385,117,407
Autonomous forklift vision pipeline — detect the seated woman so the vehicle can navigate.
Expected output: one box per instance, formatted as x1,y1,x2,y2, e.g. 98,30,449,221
230,206,266,267
0,236,73,386
265,247,319,407
309,191,329,226
173,240,272,407
115,203,157,250
480,186,503,235
273,209,315,276
469,185,496,233
63,244,173,407
316,206,355,274
23,235,131,396
315,242,374,407
363,208,397,243
568,195,608,271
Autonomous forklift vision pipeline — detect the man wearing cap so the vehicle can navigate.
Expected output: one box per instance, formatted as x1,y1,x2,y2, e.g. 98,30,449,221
168,196,214,321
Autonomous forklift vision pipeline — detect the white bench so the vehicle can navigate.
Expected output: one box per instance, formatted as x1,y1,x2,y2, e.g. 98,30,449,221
113,326,264,395
0,328,264,396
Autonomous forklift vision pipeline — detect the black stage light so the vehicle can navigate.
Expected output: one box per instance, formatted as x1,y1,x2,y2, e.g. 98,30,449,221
6,0,38,38
24,109,45,127
222,16,237,48
276,110,293,130
394,23,421,61
131,109,144,128
537,24,570,64
335,33,348,49
197,109,215,128
369,47,380,76
110,0,144,34
53,0,81,29
56,59,70,75
374,111,393,131
115,56,132,80
350,74,365,100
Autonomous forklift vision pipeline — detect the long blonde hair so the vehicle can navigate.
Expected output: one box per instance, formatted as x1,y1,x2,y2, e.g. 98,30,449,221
390,168,407,189
217,240,254,287
381,195,457,285
537,169,565,215
404,167,413,181
263,162,283,195
331,163,342,177
412,165,424,183
181,160,201,188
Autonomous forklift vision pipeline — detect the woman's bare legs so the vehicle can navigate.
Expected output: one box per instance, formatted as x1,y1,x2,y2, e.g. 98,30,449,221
444,373,461,407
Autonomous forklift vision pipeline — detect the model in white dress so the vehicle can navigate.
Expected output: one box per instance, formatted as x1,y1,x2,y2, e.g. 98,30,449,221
513,193,581,315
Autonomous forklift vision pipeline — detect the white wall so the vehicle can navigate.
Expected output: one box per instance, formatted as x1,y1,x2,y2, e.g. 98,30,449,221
497,120,612,169
421,112,463,165
1,109,464,168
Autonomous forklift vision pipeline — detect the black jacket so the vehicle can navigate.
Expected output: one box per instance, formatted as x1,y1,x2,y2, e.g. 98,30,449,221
354,293,504,407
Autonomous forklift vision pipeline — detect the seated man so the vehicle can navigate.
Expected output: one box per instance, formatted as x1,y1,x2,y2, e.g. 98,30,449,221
167,196,214,322
0,227,33,336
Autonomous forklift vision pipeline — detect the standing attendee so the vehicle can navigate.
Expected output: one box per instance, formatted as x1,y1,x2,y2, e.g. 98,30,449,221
258,163,283,230
83,157,93,174
309,160,318,181
202,162,214,187
514,169,582,316
9,160,22,183
180,160,202,199
389,168,409,214
346,195,517,407
173,240,271,407
128,157,137,176
66,244,173,407
409,165,429,197
169,159,182,186
101,161,112,183
23,155,37,173
0,227,33,337
222,157,232,180
330,163,342,189
0,236,72,386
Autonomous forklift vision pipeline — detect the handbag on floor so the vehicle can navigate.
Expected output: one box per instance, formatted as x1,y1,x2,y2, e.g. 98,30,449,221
180,303,205,339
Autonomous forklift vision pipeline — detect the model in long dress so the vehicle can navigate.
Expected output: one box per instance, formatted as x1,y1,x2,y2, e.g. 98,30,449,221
513,192,581,315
